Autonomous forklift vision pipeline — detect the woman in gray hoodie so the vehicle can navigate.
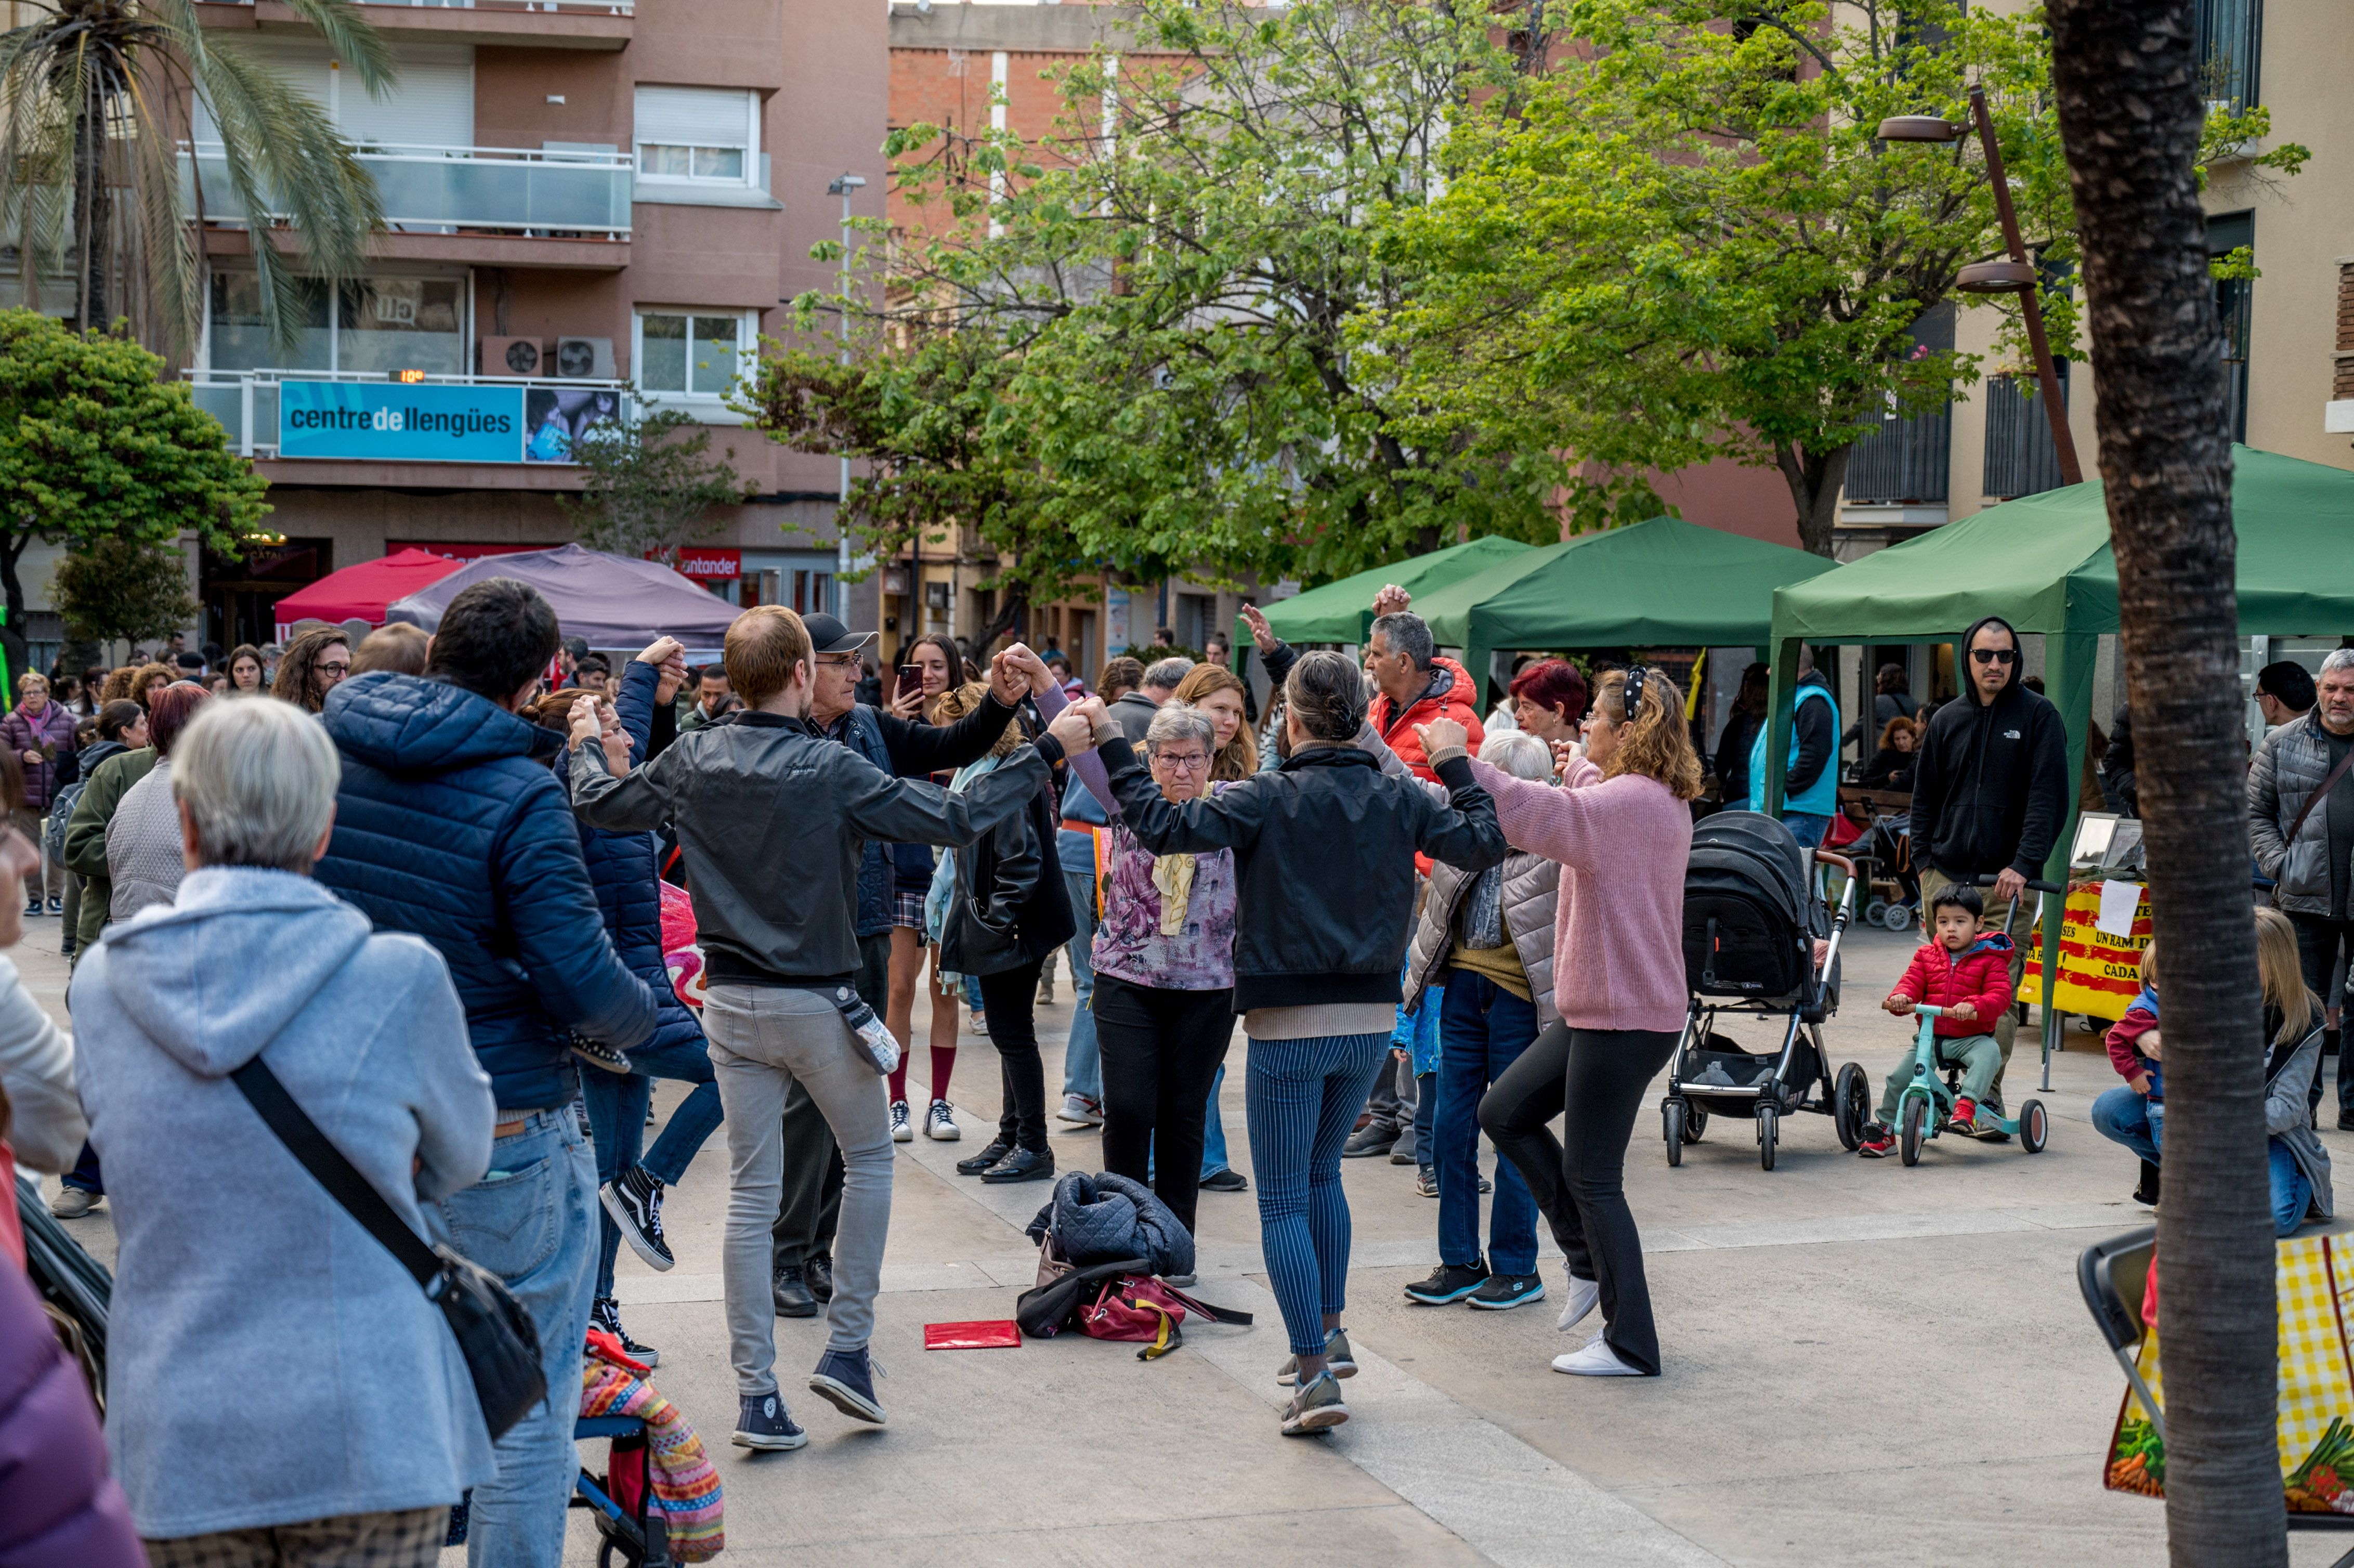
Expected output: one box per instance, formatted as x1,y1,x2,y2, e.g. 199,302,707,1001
70,697,496,1565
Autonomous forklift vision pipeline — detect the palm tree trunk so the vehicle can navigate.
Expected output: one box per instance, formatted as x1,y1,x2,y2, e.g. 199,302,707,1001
72,80,110,335
2046,2,2281,1563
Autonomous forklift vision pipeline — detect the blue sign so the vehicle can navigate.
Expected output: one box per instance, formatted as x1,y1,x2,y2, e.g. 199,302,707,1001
279,380,525,463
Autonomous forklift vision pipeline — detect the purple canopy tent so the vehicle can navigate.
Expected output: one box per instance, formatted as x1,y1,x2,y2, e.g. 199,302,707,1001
385,543,738,659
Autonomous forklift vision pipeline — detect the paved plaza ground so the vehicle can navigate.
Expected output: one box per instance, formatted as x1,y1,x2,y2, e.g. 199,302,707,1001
23,914,2348,1565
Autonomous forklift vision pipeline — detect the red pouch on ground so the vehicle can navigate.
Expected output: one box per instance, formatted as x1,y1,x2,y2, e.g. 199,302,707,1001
924,1319,1023,1350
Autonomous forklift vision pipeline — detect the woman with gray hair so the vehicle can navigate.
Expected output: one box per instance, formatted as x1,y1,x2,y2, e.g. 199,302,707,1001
1043,649,1506,1436
1085,703,1244,1238
69,697,495,1565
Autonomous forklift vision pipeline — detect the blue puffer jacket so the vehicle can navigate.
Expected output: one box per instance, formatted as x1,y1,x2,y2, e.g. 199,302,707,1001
559,660,704,1057
318,671,657,1109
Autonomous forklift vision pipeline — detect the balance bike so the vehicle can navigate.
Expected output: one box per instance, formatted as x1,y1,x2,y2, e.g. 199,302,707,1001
1891,1002,2050,1166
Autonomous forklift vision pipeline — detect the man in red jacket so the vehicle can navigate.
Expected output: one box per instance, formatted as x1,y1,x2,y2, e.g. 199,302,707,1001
1858,884,2015,1155
1365,592,1485,782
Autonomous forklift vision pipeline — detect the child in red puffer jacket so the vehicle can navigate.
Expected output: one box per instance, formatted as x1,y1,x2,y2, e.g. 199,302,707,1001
1857,884,2015,1155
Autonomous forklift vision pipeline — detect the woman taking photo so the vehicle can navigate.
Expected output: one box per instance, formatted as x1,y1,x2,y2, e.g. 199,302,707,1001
1471,665,1701,1380
885,632,983,1106
1055,651,1504,1436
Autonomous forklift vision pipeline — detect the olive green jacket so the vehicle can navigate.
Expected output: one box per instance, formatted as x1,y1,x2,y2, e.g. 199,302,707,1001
66,747,158,954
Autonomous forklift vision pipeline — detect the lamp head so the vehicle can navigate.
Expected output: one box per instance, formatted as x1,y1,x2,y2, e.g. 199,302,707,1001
828,174,869,195
1955,260,2037,295
1876,115,1964,142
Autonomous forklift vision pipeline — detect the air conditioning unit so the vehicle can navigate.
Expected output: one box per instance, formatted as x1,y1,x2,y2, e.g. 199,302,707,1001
479,336,542,377
552,336,617,380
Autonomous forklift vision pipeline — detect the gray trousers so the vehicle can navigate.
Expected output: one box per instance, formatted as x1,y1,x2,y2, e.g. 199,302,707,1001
771,933,890,1269
704,983,894,1395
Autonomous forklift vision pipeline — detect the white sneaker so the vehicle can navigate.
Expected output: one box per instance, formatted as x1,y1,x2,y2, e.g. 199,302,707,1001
924,1100,961,1141
890,1100,913,1143
1557,1275,1601,1333
1552,1335,1645,1377
1056,1093,1104,1127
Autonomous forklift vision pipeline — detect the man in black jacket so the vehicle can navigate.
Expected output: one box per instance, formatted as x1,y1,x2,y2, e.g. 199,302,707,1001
1909,615,2071,1131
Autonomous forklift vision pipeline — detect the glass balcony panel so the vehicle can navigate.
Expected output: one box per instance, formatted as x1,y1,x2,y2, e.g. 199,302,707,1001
185,147,631,235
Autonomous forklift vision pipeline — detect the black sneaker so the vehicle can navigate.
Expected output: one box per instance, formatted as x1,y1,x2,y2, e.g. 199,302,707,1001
956,1138,1013,1175
1342,1124,1398,1158
44,897,59,915
773,1264,818,1318
599,1166,674,1272
808,1346,887,1425
2336,1110,2354,1132
1467,1272,1546,1311
1199,1167,1249,1193
569,1032,630,1075
732,1391,807,1451
980,1146,1055,1184
1404,1260,1490,1305
590,1295,660,1367
807,1252,834,1304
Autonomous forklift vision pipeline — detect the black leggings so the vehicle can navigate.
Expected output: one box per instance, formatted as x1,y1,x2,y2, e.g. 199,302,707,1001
1092,974,1235,1235
979,959,1050,1153
1479,1021,1679,1376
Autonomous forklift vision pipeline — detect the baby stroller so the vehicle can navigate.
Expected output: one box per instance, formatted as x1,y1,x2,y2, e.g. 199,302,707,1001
1663,813,1869,1171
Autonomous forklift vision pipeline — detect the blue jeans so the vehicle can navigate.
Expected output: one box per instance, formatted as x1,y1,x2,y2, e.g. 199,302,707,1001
1436,973,1540,1275
2094,1088,2313,1237
1244,1030,1390,1354
1784,812,1831,850
581,1031,724,1299
1061,868,1102,1101
429,1105,597,1568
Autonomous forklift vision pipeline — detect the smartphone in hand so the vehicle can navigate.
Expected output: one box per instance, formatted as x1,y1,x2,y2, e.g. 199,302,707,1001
896,666,922,700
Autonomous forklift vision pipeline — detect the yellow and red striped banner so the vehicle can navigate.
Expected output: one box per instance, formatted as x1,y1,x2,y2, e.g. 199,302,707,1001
2018,881,2151,1021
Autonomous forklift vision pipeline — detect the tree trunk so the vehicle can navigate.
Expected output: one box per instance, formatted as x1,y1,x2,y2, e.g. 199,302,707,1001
72,82,111,335
1772,440,1850,557
0,533,33,689
2047,2,2279,1564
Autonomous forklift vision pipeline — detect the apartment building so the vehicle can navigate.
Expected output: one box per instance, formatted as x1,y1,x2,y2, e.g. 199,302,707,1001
160,0,887,651
1837,0,2354,553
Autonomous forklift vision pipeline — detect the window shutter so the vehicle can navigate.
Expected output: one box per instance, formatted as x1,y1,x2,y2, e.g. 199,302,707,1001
634,86,754,152
339,46,475,150
2337,263,2354,401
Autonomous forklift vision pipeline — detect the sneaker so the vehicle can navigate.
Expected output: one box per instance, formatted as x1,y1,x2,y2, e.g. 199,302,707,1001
1277,1328,1357,1386
1416,1164,1440,1198
1389,1136,1419,1166
979,1147,1055,1184
599,1166,675,1271
807,1252,834,1304
808,1347,886,1425
1037,972,1056,1006
924,1100,961,1142
2338,1110,2354,1132
47,1185,99,1219
732,1391,807,1451
44,896,58,915
955,1138,1013,1175
1342,1124,1398,1159
890,1099,913,1143
590,1296,660,1368
1056,1093,1104,1127
1405,1260,1490,1305
1856,1121,1895,1158
1477,1174,1493,1194
1468,1272,1546,1311
1557,1274,1601,1333
1946,1095,1979,1134
569,1033,631,1075
1165,1273,1198,1288
968,1008,988,1036
1971,1121,2012,1143
1552,1334,1646,1377
20,898,37,917
1281,1369,1350,1435
772,1265,818,1319
1198,1167,1248,1193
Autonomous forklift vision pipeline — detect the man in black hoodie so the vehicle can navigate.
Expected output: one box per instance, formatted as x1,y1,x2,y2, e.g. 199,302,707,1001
1910,615,2070,1132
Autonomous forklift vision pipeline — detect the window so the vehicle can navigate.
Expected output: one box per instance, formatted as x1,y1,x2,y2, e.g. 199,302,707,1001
634,86,757,187
2194,0,2261,109
208,272,464,374
635,311,751,399
2209,210,2254,442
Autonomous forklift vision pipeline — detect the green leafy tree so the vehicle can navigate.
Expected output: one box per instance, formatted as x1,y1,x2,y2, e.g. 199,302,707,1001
51,535,199,651
780,0,1551,600
0,0,390,355
556,405,752,567
0,309,268,673
1379,0,2304,554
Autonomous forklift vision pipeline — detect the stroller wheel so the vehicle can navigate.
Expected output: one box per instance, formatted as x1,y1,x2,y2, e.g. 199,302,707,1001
1833,1062,1869,1151
1663,1099,1686,1167
1899,1097,1927,1166
1863,897,1887,926
1756,1103,1778,1171
1882,903,1914,932
1684,1105,1708,1144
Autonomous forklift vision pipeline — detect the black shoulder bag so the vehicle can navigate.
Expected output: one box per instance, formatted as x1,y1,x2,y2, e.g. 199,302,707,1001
230,1057,548,1440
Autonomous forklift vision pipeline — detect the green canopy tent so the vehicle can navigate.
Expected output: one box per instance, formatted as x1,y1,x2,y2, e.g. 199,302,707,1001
1413,515,1841,709
1245,535,1534,649
1760,444,2354,1070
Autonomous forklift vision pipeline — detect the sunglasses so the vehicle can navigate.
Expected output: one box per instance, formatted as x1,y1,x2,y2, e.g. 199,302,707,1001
1970,648,2019,665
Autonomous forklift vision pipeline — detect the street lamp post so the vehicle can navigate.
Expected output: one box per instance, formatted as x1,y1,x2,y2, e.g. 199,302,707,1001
826,173,868,599
1878,86,2083,487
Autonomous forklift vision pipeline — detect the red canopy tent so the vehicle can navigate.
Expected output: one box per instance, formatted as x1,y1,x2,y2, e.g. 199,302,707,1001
272,548,465,641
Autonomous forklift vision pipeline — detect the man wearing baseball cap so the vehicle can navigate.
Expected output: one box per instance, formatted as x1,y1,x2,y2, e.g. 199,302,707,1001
763,611,1043,1317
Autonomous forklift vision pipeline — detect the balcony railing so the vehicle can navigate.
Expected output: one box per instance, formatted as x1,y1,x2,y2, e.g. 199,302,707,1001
214,0,635,12
1981,373,2071,501
183,142,633,238
186,368,631,461
1843,404,1950,506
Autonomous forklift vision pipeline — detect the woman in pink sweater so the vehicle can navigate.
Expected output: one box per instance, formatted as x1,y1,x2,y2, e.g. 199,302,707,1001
1435,665,1700,1379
